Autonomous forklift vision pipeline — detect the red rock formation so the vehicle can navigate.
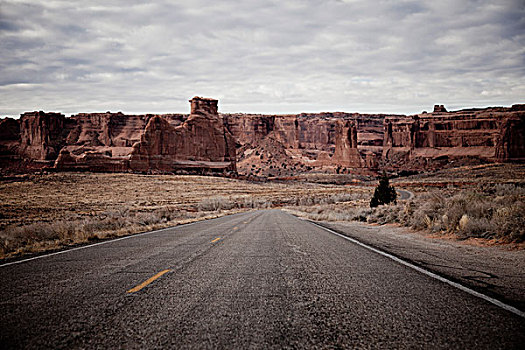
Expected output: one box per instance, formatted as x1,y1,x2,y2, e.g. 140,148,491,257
226,105,524,175
382,105,525,169
364,152,379,169
11,98,234,174
223,112,387,175
2,101,523,176
54,112,156,171
223,112,386,153
18,111,71,162
0,118,21,167
495,108,525,162
0,118,19,142
54,148,130,172
53,112,151,171
129,97,236,173
190,97,218,116
433,105,447,113
332,120,364,168
314,151,332,167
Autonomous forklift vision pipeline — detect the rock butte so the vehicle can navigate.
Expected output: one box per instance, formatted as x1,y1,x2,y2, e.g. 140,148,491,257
0,98,524,177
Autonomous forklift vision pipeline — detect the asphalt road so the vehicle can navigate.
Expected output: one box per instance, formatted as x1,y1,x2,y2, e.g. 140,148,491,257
1,210,523,349
397,189,414,200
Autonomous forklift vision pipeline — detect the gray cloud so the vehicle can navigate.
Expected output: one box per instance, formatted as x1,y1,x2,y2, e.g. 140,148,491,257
0,0,523,116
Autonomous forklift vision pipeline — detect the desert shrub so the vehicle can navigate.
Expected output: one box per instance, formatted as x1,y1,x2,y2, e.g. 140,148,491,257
156,207,181,221
0,222,63,255
287,183,523,242
291,206,355,222
82,218,111,235
198,196,234,211
485,183,525,197
336,183,522,242
367,204,403,224
242,197,271,209
6,223,59,243
457,215,493,239
351,208,372,222
294,193,361,207
374,185,525,242
404,191,445,230
50,220,77,240
491,201,525,242
370,171,397,207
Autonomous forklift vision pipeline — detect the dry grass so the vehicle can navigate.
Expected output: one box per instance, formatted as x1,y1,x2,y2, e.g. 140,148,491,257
3,164,522,259
365,185,525,243
0,172,368,259
291,164,525,244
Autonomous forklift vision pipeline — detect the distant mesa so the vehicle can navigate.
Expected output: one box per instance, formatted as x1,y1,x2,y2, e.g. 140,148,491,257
433,104,447,113
190,96,219,116
0,99,524,176
1,97,235,175
127,97,236,174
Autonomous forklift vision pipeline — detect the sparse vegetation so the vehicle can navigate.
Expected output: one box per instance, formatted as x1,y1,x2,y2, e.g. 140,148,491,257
0,205,239,259
2,164,523,258
291,165,525,244
365,184,524,242
0,172,367,259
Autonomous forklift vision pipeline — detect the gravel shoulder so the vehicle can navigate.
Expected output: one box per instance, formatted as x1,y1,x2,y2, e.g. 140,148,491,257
315,220,525,312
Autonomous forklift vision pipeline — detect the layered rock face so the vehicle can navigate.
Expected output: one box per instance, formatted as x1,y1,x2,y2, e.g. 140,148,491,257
129,98,236,173
223,112,385,153
1,101,523,176
331,120,363,168
7,97,235,174
224,105,524,176
0,118,21,167
0,118,20,142
223,112,386,176
19,111,71,161
53,112,187,172
495,107,525,162
382,105,525,168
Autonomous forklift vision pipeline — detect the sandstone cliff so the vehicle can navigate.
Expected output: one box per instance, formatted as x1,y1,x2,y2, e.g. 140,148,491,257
129,98,236,173
331,120,363,168
9,98,235,174
223,112,385,176
495,107,525,162
18,111,71,162
1,101,523,176
382,104,525,169
0,118,21,168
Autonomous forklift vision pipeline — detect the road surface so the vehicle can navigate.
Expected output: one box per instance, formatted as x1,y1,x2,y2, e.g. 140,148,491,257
397,189,414,200
1,210,523,348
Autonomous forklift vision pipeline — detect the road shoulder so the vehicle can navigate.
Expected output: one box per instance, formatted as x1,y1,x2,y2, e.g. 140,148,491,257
310,220,525,312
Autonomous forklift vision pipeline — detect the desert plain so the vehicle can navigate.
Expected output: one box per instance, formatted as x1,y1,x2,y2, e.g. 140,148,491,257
1,162,523,260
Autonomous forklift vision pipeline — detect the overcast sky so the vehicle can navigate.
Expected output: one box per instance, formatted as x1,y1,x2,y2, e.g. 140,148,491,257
1,0,524,117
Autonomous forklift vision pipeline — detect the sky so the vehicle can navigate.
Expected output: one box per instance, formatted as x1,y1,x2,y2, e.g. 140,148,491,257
0,0,524,117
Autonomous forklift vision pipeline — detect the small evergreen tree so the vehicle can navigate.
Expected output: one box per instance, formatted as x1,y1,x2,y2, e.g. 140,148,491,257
370,171,397,207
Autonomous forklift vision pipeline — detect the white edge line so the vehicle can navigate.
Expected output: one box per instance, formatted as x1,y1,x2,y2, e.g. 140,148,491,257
0,221,200,268
309,221,525,319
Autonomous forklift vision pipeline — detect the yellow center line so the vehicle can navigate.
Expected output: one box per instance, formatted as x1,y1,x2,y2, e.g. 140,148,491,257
211,237,221,243
127,269,171,294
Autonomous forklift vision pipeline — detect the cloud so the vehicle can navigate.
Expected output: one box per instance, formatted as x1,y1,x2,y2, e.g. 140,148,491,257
0,0,523,116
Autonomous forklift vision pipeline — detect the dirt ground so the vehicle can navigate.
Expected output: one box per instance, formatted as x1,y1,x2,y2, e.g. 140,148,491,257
1,164,523,259
0,172,367,230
